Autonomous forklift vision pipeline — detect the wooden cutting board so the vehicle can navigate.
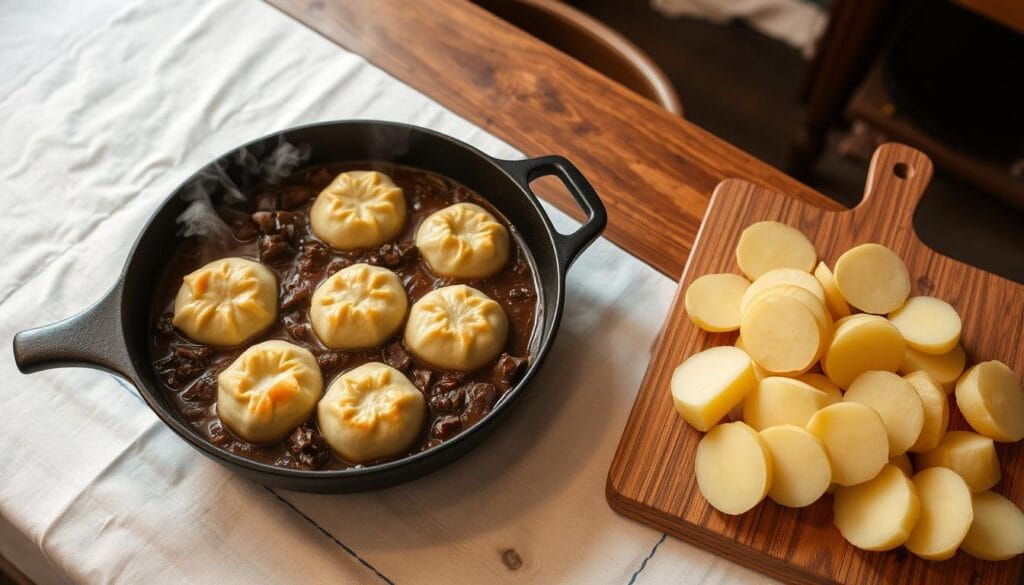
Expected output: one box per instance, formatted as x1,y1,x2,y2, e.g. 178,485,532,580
607,143,1024,585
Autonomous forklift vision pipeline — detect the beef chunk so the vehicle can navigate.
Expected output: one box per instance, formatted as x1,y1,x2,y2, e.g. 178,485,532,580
376,242,416,267
493,353,528,385
258,234,291,263
280,276,313,311
432,372,466,394
429,385,465,414
296,241,331,276
286,425,330,469
382,342,412,371
316,350,349,372
460,383,498,426
431,415,462,440
181,371,217,402
411,369,433,392
156,313,176,336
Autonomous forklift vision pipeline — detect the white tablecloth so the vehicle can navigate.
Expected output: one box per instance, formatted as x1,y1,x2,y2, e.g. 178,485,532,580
0,1,772,583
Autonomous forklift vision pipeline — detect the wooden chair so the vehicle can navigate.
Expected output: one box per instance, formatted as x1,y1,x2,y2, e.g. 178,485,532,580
473,0,684,116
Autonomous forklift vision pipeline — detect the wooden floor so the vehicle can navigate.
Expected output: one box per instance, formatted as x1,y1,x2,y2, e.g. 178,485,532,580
567,0,1024,283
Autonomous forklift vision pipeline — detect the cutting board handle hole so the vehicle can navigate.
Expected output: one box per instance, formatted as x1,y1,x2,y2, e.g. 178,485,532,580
892,162,914,180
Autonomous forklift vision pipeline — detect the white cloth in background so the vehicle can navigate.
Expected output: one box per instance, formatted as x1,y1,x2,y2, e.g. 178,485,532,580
652,0,827,57
0,1,774,583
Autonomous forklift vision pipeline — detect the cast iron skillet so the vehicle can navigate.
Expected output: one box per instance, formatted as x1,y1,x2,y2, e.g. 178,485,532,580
12,120,605,493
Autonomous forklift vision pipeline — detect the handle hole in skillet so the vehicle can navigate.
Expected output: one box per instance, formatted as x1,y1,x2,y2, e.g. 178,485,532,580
892,162,914,180
528,175,579,236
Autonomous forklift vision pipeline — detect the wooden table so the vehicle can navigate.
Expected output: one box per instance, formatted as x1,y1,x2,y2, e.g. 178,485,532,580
266,0,841,280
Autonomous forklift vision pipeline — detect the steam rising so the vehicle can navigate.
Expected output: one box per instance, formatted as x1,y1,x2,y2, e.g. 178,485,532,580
175,138,311,247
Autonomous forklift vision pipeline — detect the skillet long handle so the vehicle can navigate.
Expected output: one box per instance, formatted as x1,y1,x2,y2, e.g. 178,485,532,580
13,281,134,379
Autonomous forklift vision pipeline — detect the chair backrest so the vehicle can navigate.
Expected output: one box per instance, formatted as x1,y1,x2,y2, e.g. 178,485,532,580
475,0,684,116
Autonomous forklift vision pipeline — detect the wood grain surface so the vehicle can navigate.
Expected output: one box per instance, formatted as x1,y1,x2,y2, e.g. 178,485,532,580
607,144,1024,585
266,0,838,279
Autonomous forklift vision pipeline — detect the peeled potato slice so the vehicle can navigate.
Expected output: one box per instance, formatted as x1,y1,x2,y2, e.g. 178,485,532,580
813,261,851,318
695,422,773,515
833,243,910,314
739,268,826,315
833,464,920,551
906,467,973,560
671,346,757,431
955,360,1024,442
890,453,913,477
734,336,767,380
904,371,949,453
901,344,966,394
807,402,889,486
914,431,1000,492
760,425,831,507
740,292,822,375
743,377,831,430
822,315,905,389
888,296,962,355
844,371,924,456
735,220,817,280
745,285,832,358
684,273,751,332
962,491,1024,561
797,373,842,404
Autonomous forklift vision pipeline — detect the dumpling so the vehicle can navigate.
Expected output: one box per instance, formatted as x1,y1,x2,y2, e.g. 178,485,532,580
415,202,511,278
217,340,323,443
173,257,278,346
309,263,408,350
310,170,407,250
317,362,426,463
404,285,509,371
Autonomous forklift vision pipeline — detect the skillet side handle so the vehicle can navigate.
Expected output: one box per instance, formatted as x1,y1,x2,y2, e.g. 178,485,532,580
13,282,134,379
499,155,607,269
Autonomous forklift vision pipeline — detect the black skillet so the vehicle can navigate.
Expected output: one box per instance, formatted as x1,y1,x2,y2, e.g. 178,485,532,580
12,120,606,492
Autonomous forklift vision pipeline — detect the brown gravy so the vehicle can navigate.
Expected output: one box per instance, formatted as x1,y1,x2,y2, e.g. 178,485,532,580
150,162,540,470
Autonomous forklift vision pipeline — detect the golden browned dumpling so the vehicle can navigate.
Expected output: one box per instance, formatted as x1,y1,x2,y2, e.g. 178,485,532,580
217,340,323,443
415,203,510,278
309,171,406,250
404,285,509,371
173,257,278,346
309,263,408,350
317,362,426,463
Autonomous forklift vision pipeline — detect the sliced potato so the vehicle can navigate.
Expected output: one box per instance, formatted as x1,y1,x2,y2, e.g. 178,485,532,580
844,371,924,456
671,346,758,432
900,344,966,394
684,273,751,332
797,372,842,404
914,431,1000,492
962,491,1024,561
813,261,852,318
833,243,911,314
955,360,1024,442
734,336,767,380
695,422,773,515
735,220,817,280
822,315,905,389
834,464,920,551
743,377,832,430
807,402,889,486
888,296,962,355
906,467,973,560
761,425,831,508
740,290,823,376
904,371,950,453
739,268,826,315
